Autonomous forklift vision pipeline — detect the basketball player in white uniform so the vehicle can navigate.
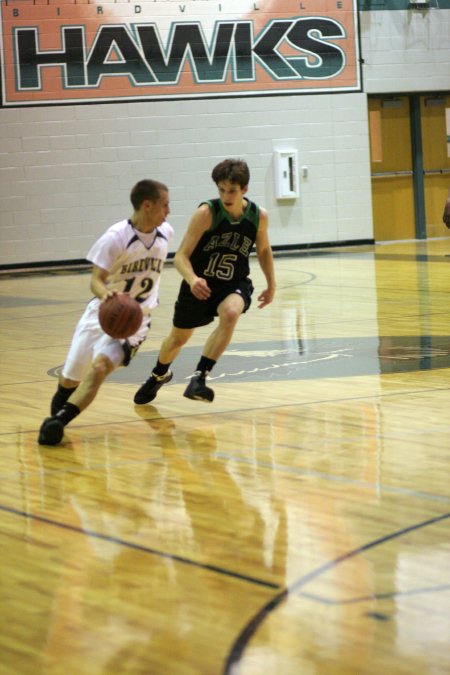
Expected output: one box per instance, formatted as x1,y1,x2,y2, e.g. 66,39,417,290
38,179,173,446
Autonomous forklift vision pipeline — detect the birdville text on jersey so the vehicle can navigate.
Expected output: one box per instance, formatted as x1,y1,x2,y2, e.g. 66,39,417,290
0,0,360,106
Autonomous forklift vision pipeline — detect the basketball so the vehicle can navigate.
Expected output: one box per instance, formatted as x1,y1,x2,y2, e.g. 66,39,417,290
99,294,143,339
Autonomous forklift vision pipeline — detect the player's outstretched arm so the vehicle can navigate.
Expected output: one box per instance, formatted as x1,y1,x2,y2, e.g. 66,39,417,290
255,208,276,309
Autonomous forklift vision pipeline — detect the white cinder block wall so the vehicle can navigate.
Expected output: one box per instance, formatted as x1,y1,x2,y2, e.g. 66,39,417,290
0,94,372,265
360,10,450,93
1,7,449,267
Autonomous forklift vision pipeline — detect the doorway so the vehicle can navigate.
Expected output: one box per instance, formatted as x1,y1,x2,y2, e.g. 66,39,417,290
421,93,450,237
368,93,450,242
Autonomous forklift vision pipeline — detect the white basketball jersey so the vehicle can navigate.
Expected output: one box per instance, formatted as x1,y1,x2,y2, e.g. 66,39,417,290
87,219,174,312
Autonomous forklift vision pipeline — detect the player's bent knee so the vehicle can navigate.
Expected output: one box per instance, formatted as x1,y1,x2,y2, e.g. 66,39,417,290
221,307,241,326
91,358,114,384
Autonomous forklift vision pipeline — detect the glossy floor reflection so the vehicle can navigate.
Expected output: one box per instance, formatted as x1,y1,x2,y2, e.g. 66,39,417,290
1,239,450,674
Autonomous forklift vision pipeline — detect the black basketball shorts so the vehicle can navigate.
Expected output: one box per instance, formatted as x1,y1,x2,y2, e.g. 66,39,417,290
173,278,254,329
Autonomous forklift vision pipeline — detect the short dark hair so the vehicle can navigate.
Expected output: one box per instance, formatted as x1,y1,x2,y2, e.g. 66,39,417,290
130,179,168,210
211,159,250,189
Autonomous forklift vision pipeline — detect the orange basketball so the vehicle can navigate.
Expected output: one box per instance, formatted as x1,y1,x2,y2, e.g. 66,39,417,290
99,294,143,339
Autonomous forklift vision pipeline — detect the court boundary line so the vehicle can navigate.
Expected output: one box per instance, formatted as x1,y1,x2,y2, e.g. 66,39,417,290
0,502,280,591
298,583,450,605
223,511,450,674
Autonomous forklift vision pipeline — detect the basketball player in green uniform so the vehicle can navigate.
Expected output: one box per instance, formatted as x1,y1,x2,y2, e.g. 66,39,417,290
134,158,276,404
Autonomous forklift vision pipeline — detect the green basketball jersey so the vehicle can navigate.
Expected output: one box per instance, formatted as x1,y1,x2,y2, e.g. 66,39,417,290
189,198,260,288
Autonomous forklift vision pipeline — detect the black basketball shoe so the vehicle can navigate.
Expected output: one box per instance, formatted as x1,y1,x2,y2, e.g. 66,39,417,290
183,372,214,402
134,370,173,405
38,417,64,446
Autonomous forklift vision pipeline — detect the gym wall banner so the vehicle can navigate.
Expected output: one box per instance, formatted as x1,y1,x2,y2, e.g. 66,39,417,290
0,0,361,107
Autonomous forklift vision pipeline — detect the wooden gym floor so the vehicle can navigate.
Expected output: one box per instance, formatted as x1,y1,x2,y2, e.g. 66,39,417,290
1,239,450,675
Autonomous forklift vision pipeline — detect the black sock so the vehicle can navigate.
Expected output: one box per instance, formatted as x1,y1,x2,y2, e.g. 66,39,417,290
153,359,171,377
54,402,80,426
195,356,216,378
51,384,78,416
